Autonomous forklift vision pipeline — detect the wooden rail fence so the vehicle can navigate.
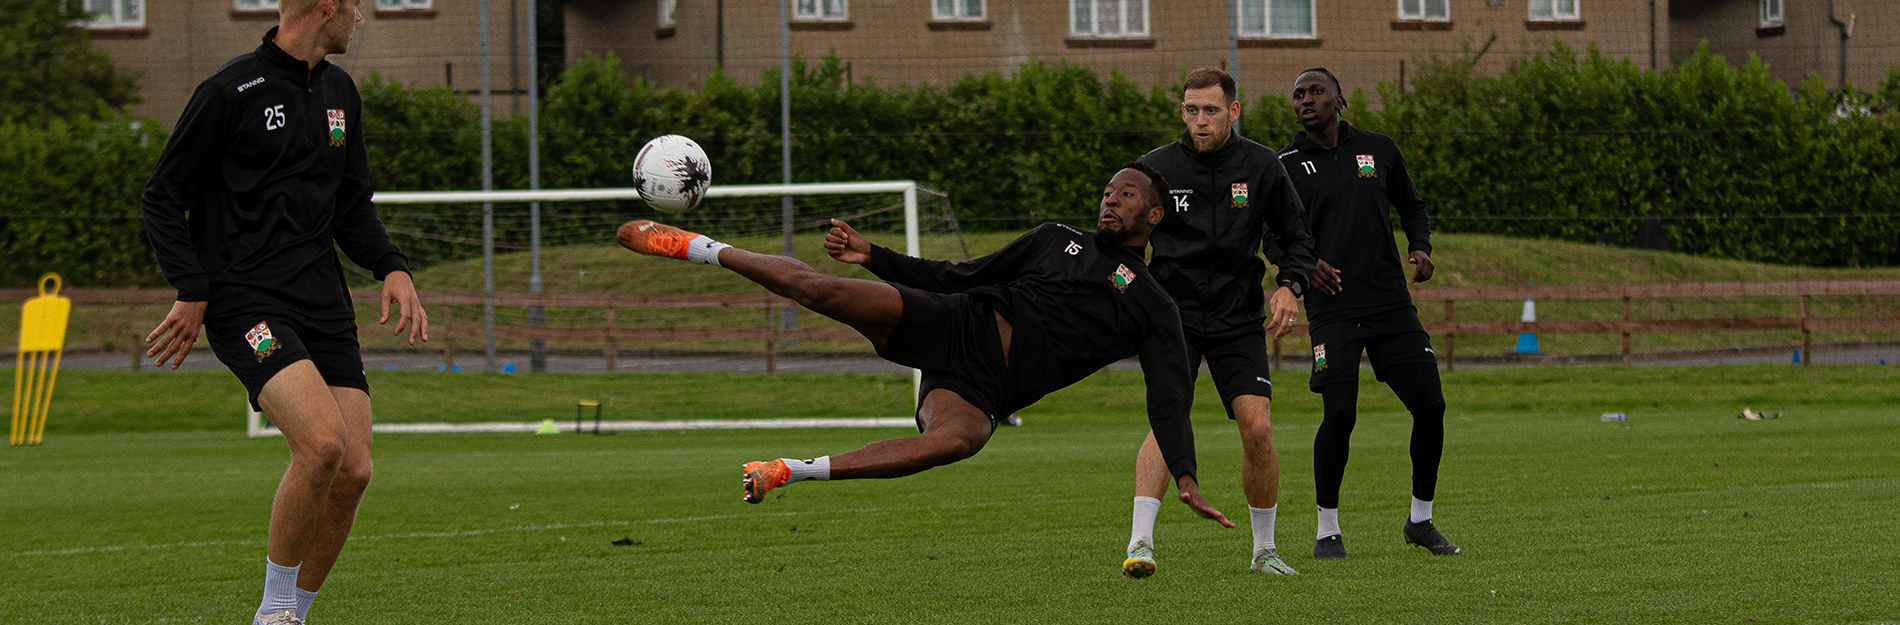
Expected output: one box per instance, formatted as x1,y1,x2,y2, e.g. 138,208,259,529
6,281,1897,372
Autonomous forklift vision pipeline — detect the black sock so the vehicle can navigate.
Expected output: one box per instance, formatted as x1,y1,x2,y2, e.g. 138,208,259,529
1313,381,1359,510
1382,363,1447,503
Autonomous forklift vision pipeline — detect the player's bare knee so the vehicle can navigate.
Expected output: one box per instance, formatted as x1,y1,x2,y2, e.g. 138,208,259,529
332,462,373,498
293,437,347,476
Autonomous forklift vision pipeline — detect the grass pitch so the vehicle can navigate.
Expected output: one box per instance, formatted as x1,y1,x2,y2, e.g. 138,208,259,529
2,365,1897,623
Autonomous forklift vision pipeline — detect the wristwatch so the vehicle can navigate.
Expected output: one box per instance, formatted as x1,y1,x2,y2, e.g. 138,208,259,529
1280,280,1304,298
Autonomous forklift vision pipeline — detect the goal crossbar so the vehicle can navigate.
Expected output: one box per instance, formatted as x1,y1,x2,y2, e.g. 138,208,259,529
373,181,924,257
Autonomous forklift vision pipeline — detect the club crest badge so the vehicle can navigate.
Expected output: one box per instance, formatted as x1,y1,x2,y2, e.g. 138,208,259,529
1356,155,1376,178
1313,343,1328,371
1110,264,1137,291
1230,183,1249,207
327,109,346,147
245,321,279,362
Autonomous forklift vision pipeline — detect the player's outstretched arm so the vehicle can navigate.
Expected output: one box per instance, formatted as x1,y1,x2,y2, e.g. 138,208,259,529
825,218,873,264
379,271,429,345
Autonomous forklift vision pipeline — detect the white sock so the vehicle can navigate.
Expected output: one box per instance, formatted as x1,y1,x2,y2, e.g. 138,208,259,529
1316,506,1341,540
685,235,731,266
1128,496,1161,552
295,588,318,620
257,559,300,616
782,456,830,483
1249,505,1278,551
1410,497,1434,523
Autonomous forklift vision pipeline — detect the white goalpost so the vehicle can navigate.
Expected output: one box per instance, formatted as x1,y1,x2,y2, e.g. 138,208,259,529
245,182,936,437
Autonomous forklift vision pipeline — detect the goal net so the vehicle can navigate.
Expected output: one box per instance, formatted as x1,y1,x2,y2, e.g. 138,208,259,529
250,182,969,436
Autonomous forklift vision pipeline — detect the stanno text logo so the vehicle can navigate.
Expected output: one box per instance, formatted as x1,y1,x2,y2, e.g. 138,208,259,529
237,76,266,92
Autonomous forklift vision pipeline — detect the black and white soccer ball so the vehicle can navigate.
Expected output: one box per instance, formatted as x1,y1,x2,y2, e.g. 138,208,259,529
632,134,712,214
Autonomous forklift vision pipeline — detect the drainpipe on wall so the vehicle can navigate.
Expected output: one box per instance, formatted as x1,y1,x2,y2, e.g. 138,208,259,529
1648,0,1656,70
1827,0,1850,91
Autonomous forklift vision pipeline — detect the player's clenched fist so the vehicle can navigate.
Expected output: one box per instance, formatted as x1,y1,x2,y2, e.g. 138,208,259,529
825,218,872,265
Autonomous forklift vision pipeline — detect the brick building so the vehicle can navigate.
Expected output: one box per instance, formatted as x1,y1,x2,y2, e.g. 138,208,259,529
83,0,1894,127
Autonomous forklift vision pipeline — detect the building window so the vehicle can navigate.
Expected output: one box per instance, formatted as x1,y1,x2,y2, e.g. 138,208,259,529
1759,0,1781,26
934,0,984,20
1528,0,1579,20
1397,0,1447,21
1240,0,1315,37
658,0,677,27
83,0,143,27
232,0,279,9
1071,0,1147,37
795,0,848,20
376,0,432,9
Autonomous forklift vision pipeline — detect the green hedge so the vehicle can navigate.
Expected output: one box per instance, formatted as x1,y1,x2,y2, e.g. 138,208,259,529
1352,42,1900,267
7,45,1900,288
0,117,166,287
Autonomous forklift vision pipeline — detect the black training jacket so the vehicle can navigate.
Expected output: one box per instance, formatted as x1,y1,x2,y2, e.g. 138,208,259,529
1139,131,1317,336
142,28,407,320
863,224,1200,481
1276,121,1432,324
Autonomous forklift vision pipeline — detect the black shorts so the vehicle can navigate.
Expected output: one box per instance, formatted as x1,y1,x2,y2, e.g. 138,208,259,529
1185,324,1275,418
874,284,1010,431
1307,306,1439,392
204,307,369,411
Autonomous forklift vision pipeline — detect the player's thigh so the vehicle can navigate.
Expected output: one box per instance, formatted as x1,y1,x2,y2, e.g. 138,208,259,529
1196,328,1276,419
809,278,904,345
258,360,349,451
915,388,994,454
328,386,375,470
1306,320,1368,393
1367,312,1438,382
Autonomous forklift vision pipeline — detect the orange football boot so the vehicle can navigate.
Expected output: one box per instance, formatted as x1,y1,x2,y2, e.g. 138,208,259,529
616,220,700,260
741,459,790,504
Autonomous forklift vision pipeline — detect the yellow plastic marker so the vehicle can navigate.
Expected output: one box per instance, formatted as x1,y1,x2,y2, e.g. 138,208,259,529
12,273,71,446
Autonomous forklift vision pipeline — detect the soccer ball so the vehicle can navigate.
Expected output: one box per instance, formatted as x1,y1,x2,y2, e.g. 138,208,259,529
632,135,712,214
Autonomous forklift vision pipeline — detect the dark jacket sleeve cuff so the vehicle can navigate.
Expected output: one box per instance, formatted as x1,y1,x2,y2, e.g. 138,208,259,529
373,254,411,281
1169,459,1197,482
862,245,898,280
1409,242,1433,256
174,276,210,302
1275,272,1310,292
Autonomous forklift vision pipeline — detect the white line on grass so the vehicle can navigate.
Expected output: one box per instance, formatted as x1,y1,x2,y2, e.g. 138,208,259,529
16,508,886,557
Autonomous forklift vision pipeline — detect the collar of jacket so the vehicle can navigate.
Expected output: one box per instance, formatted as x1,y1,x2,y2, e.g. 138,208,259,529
257,26,333,88
1291,119,1359,152
1174,128,1245,162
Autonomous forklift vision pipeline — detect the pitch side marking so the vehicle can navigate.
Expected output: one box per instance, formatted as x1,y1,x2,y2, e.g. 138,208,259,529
16,507,920,557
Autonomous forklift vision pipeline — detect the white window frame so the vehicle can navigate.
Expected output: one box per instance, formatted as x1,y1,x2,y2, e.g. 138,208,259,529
1070,0,1149,37
933,0,986,21
794,0,849,21
658,0,677,27
1396,0,1449,21
232,0,280,10
1527,0,1580,21
1239,0,1317,38
375,0,433,10
83,0,144,28
1759,0,1782,26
